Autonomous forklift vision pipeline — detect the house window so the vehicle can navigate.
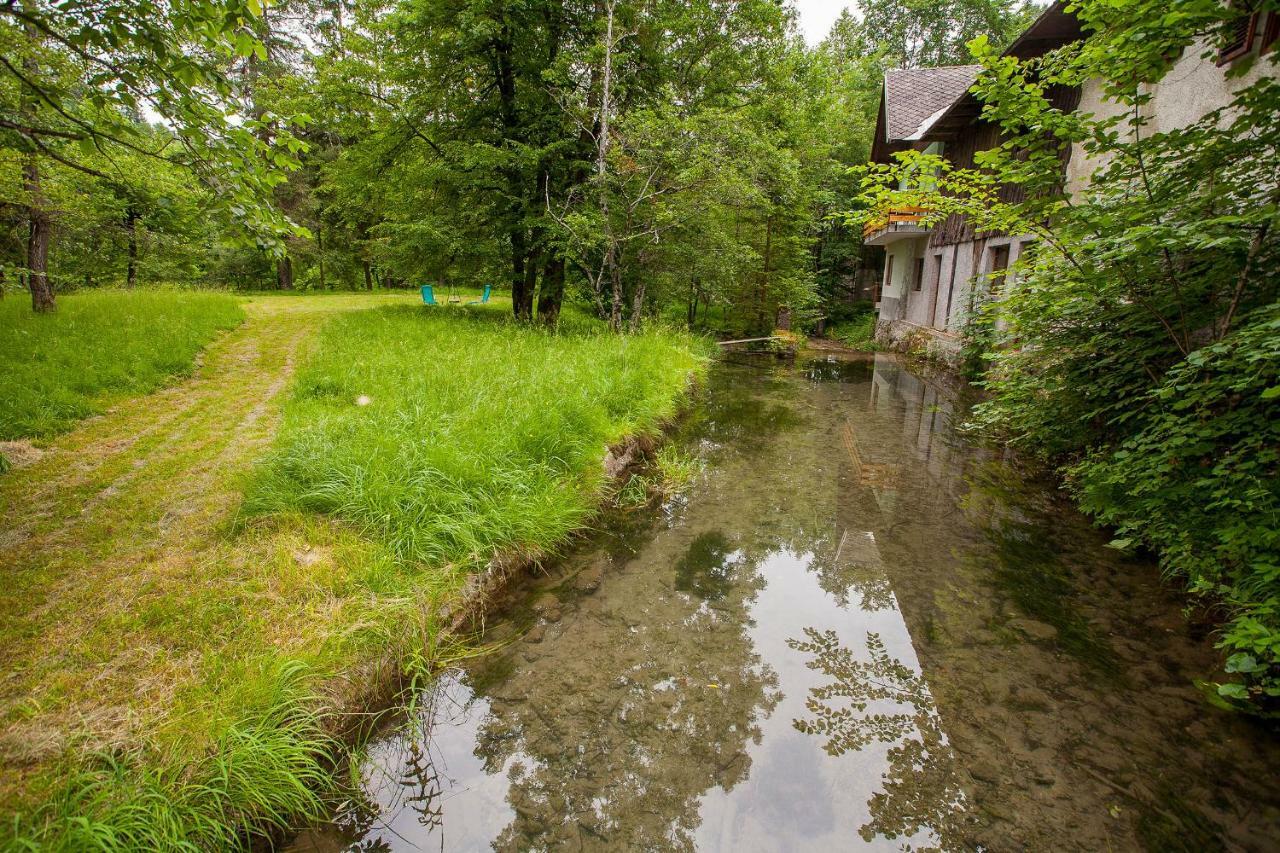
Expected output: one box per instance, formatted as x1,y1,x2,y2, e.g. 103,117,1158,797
1262,11,1279,52
988,244,1011,294
883,255,895,293
912,257,925,292
1218,1,1259,64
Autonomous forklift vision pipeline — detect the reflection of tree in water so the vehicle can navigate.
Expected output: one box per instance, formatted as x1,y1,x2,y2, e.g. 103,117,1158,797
324,685,461,852
674,531,742,600
789,629,971,849
807,542,897,612
462,550,779,851
960,461,1117,673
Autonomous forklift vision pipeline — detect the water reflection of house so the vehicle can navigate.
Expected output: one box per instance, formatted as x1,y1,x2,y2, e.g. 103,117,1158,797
865,1,1278,364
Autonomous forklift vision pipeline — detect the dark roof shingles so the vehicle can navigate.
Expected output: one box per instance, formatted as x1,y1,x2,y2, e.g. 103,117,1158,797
882,65,982,143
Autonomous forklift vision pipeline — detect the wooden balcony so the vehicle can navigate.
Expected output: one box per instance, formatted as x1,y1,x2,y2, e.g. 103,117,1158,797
862,205,932,245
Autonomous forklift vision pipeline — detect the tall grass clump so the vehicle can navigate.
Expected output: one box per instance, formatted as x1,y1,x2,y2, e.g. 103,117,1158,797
0,290,243,439
246,306,709,569
5,661,332,851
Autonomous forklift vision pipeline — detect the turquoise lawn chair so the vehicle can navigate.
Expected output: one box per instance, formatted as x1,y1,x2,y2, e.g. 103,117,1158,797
467,284,492,305
421,284,437,306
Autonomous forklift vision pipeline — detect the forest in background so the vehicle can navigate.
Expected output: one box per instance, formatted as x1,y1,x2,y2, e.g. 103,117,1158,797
0,0,1038,333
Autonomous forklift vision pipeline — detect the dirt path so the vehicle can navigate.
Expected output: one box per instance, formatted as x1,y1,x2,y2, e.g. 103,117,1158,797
0,293,412,801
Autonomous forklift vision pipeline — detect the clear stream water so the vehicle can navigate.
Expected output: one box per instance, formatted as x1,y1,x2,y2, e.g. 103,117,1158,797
289,353,1280,852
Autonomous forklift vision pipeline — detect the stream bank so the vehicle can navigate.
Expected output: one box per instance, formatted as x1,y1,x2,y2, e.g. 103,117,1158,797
289,352,1280,852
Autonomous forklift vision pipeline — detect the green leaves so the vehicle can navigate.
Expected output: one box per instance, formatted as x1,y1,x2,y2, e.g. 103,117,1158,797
0,0,301,249
857,0,1280,715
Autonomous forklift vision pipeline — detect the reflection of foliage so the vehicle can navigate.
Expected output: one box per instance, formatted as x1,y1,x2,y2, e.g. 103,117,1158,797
803,357,876,383
789,629,926,755
790,629,970,847
984,520,1117,674
680,379,807,451
398,739,446,832
809,546,897,611
675,531,740,601
963,462,1118,674
462,544,776,851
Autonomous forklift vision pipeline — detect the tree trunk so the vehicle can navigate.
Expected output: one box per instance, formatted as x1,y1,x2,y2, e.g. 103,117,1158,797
125,205,139,288
316,222,326,290
629,276,646,333
757,214,773,335
277,254,293,290
363,258,373,291
24,156,53,313
519,246,539,321
511,230,528,320
608,246,623,332
538,254,565,327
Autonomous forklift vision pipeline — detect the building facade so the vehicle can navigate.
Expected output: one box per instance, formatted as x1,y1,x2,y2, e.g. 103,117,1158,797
866,2,1278,364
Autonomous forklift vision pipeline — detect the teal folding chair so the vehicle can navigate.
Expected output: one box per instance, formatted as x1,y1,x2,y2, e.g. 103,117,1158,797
466,284,492,305
421,284,437,305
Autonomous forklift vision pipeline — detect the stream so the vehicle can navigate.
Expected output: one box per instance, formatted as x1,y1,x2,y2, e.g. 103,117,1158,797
289,352,1280,852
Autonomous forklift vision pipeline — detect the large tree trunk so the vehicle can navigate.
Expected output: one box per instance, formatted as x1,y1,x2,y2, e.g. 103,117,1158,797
511,230,528,320
276,254,293,290
538,254,564,327
125,205,139,288
24,156,53,313
519,246,539,321
363,258,373,291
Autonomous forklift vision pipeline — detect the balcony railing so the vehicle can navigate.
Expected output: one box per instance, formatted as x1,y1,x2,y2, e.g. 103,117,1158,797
862,205,932,243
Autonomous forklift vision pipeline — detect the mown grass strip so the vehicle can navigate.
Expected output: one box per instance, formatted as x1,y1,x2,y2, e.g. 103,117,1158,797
2,298,710,850
0,290,244,441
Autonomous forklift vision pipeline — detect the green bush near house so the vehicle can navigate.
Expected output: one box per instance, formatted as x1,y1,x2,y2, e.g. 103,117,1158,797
0,290,244,440
826,301,880,351
1068,307,1280,705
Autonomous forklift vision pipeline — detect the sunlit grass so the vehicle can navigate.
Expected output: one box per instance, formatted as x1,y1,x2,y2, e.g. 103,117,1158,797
0,290,244,440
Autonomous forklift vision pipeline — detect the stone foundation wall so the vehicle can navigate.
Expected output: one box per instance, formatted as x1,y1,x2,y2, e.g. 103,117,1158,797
875,318,964,368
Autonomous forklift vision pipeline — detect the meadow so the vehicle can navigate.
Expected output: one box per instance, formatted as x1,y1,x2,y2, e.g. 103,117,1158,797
0,290,244,440
0,290,709,848
247,306,710,569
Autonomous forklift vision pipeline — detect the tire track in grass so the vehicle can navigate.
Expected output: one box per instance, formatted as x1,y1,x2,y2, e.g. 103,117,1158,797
0,293,413,797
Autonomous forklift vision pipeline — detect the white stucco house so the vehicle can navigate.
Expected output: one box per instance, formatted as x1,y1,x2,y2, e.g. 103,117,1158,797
865,1,1278,363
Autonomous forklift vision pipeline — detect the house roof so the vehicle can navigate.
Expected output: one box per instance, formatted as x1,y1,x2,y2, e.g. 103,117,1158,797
869,2,1086,159
921,2,1084,141
881,65,984,144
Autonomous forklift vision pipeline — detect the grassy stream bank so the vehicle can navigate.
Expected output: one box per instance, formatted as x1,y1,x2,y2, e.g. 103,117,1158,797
0,290,709,849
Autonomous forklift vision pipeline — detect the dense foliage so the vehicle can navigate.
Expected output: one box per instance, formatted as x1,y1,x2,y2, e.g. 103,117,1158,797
852,0,1280,711
1,0,1037,334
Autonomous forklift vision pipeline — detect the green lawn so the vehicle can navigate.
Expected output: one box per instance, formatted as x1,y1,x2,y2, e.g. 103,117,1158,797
1,291,709,849
0,290,244,440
